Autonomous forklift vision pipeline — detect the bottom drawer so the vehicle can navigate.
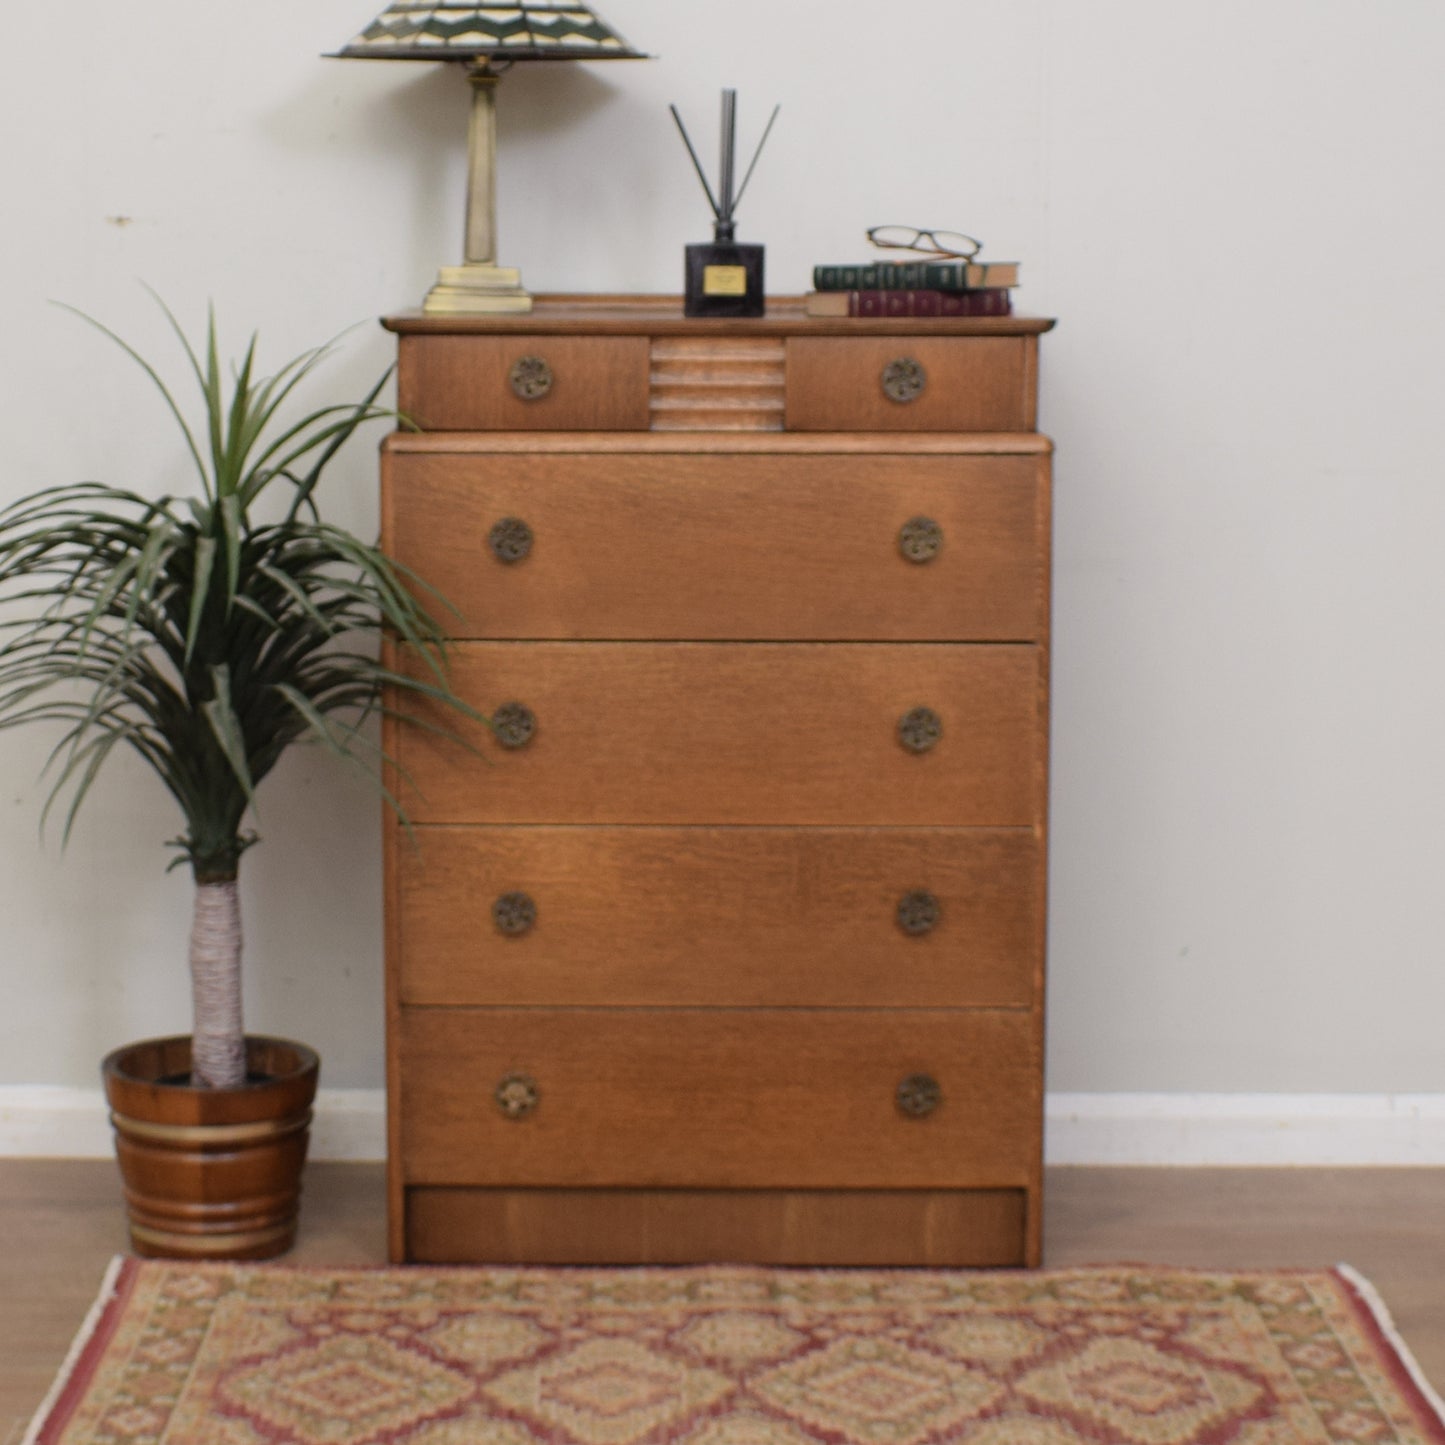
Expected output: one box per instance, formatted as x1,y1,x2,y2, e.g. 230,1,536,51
406,1186,1029,1267
397,1008,1041,1190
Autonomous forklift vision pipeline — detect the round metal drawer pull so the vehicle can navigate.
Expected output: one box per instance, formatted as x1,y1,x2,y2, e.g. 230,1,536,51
492,891,537,936
488,517,533,564
897,706,943,754
495,1073,540,1120
896,890,941,936
897,1073,942,1118
492,702,537,750
881,356,927,404
509,355,553,400
898,516,944,563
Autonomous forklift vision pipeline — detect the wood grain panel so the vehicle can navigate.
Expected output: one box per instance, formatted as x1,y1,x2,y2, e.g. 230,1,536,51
397,826,1040,1008
397,335,650,431
649,337,786,431
786,337,1030,431
397,1008,1041,1189
395,642,1043,825
382,449,1046,641
405,1186,1028,1266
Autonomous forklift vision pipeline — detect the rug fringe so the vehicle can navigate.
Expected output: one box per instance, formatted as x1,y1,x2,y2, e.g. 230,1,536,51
1337,1262,1445,1433
20,1255,128,1445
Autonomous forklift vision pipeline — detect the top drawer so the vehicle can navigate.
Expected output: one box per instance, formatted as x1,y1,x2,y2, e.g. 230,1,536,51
390,313,1048,433
397,335,651,431
786,337,1034,432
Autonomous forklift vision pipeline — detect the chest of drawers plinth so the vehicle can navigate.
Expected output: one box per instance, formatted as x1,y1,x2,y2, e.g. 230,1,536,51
381,297,1054,1267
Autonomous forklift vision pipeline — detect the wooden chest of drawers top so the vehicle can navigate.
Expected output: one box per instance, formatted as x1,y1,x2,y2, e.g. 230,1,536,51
385,296,1054,434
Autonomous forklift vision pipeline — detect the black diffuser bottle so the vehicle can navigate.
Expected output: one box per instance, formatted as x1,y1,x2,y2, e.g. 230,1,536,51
672,90,778,318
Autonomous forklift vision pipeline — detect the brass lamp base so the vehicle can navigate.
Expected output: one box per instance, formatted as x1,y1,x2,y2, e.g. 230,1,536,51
423,264,533,315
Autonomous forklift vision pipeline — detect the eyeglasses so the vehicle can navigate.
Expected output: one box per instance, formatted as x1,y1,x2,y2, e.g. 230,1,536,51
866,226,982,260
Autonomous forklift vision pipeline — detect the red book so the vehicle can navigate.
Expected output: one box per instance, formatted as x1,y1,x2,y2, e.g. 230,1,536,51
804,288,1013,319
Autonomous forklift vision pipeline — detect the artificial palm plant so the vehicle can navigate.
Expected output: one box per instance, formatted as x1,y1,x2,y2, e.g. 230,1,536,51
0,302,468,1090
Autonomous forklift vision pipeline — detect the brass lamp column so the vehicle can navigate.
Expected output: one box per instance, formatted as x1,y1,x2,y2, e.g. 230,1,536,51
428,63,530,314
330,3,648,316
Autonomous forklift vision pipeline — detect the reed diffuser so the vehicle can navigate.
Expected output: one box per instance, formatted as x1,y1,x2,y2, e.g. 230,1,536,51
671,89,779,317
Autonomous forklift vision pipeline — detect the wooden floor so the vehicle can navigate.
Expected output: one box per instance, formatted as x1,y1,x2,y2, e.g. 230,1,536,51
4,1162,1442,1443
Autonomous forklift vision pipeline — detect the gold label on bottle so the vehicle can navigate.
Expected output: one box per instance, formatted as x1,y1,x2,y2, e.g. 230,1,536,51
703,265,748,296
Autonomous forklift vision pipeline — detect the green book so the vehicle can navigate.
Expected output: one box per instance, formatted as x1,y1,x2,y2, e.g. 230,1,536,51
813,260,1019,292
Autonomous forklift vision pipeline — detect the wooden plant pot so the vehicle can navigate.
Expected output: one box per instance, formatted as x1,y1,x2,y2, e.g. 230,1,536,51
101,1035,320,1261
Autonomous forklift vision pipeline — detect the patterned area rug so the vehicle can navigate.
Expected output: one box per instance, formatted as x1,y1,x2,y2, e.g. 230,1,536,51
25,1260,1445,1444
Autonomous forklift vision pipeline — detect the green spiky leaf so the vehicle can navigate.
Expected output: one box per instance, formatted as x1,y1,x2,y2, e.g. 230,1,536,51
0,297,477,883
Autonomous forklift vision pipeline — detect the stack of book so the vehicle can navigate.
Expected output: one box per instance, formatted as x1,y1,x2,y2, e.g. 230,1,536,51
804,258,1019,318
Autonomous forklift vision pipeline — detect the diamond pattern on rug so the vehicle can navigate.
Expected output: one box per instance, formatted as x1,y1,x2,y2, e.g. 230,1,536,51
389,1410,543,1445
755,1335,1005,1443
220,1334,474,1442
424,1309,553,1368
1017,1335,1267,1444
954,1419,1089,1444
483,1336,734,1444
672,1310,807,1367
27,1262,1445,1445
675,1411,824,1445
928,1313,1054,1367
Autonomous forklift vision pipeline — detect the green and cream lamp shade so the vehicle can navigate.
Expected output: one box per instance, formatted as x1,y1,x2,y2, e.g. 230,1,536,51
332,4,647,313
334,3,646,62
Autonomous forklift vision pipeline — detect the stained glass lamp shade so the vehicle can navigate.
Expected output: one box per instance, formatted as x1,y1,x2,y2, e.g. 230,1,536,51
332,4,647,313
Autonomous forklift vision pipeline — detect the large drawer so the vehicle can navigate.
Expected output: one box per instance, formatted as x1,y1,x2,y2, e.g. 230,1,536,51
397,1007,1041,1189
785,336,1035,431
396,335,651,431
397,825,1041,1008
383,445,1048,641
394,642,1044,825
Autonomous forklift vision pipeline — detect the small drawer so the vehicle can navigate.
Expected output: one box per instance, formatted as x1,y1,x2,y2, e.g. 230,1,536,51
393,641,1043,826
383,445,1048,642
397,1007,1041,1189
786,336,1033,431
397,825,1041,1009
396,335,650,430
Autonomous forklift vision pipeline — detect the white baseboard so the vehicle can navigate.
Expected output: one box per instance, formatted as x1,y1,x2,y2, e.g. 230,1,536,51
0,1087,386,1162
1044,1093,1445,1166
4,1089,1445,1166
0,1088,116,1159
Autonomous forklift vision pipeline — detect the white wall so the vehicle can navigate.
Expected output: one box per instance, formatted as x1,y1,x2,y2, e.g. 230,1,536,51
2,0,1444,1101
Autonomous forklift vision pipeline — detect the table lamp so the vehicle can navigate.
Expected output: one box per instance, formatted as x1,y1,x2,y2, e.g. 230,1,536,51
331,3,647,314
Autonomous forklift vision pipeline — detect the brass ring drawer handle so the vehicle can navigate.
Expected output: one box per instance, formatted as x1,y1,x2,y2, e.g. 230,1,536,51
881,356,927,403
898,516,943,563
488,517,534,564
509,356,554,401
897,706,942,754
495,1072,540,1120
492,891,537,936
896,890,941,936
492,702,537,750
896,1073,941,1118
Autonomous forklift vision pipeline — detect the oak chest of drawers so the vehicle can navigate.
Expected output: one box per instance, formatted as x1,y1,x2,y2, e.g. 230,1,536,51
380,296,1054,1267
